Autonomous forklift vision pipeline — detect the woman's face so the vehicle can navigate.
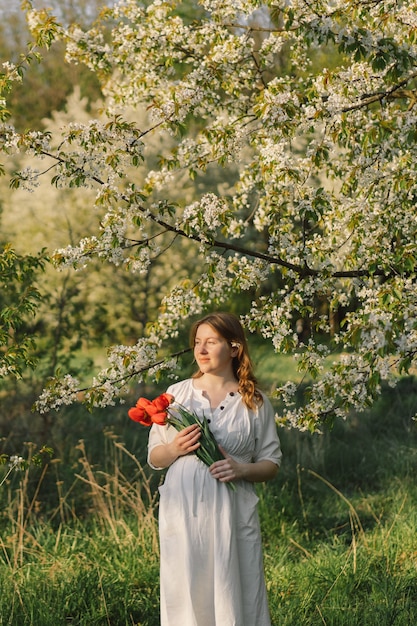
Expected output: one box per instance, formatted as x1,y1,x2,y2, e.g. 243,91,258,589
193,323,236,377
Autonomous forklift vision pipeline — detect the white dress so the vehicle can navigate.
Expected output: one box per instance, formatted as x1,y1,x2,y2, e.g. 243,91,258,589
147,378,282,626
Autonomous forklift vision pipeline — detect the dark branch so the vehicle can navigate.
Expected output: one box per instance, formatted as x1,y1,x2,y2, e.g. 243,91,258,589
35,146,397,282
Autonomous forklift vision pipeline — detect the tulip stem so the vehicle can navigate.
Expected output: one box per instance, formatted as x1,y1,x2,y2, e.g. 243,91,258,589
168,405,236,491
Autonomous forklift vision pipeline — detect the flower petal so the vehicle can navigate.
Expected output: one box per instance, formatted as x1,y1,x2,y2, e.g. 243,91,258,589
136,397,154,409
128,406,152,426
145,404,159,416
151,411,168,425
152,393,174,411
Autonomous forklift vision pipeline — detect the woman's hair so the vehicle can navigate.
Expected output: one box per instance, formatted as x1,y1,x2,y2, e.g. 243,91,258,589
190,312,263,409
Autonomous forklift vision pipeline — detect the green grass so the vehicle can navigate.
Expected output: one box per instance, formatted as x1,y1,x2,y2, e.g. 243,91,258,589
0,438,161,626
0,520,160,625
1,376,417,625
260,474,417,625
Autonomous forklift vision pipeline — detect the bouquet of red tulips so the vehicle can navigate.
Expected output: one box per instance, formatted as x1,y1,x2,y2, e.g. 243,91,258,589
128,393,175,427
128,393,235,489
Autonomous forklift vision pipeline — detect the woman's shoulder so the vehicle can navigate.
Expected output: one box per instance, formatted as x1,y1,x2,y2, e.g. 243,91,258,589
254,389,275,414
166,378,194,405
166,378,193,395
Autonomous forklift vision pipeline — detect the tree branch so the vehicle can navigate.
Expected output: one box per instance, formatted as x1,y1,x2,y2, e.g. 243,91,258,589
341,70,417,113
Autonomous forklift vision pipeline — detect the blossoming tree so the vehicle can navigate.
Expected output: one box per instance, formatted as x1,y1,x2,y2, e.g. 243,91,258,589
1,0,417,430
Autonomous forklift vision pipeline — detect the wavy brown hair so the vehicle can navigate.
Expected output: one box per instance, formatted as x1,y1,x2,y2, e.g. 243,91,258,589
190,312,263,409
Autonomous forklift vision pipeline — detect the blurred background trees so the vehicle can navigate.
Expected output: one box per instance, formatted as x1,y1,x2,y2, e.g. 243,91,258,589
0,0,106,130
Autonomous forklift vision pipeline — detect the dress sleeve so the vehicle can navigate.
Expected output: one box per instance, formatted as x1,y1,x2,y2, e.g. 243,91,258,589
146,380,187,470
147,422,177,470
253,394,282,466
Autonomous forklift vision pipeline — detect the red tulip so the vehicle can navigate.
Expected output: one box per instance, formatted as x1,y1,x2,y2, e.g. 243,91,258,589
128,406,152,426
152,393,174,411
136,397,154,410
128,394,175,428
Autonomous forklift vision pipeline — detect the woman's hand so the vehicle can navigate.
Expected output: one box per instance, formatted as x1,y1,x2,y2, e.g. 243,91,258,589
149,424,201,469
172,424,201,457
209,446,279,484
209,448,242,483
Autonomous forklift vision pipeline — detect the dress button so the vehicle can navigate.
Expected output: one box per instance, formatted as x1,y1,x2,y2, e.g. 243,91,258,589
230,392,235,396
220,406,224,410
207,418,211,423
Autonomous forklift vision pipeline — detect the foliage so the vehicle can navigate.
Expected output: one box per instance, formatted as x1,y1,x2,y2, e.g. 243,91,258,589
0,244,46,379
0,0,106,130
1,1,417,429
0,436,160,625
0,86,206,349
0,443,53,489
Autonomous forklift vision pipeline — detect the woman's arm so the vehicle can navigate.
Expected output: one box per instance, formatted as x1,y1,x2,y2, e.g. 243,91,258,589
149,423,201,469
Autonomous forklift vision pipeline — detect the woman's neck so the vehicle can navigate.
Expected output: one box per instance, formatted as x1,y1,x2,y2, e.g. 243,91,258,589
194,371,237,388
193,374,239,408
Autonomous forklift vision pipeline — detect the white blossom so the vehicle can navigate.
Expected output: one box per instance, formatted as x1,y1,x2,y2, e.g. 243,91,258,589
9,455,25,470
35,375,81,413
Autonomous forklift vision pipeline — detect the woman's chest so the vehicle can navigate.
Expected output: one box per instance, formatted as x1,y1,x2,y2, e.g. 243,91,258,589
207,405,256,459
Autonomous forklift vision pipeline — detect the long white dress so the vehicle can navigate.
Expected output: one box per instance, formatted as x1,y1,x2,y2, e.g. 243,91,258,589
147,378,282,626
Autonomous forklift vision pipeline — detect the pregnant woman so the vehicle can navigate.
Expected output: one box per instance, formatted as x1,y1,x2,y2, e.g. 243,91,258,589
148,311,282,626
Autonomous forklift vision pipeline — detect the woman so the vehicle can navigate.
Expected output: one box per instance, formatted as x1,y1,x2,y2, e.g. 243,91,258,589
148,312,282,626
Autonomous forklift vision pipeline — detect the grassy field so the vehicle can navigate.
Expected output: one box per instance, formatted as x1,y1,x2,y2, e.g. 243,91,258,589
1,372,417,625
